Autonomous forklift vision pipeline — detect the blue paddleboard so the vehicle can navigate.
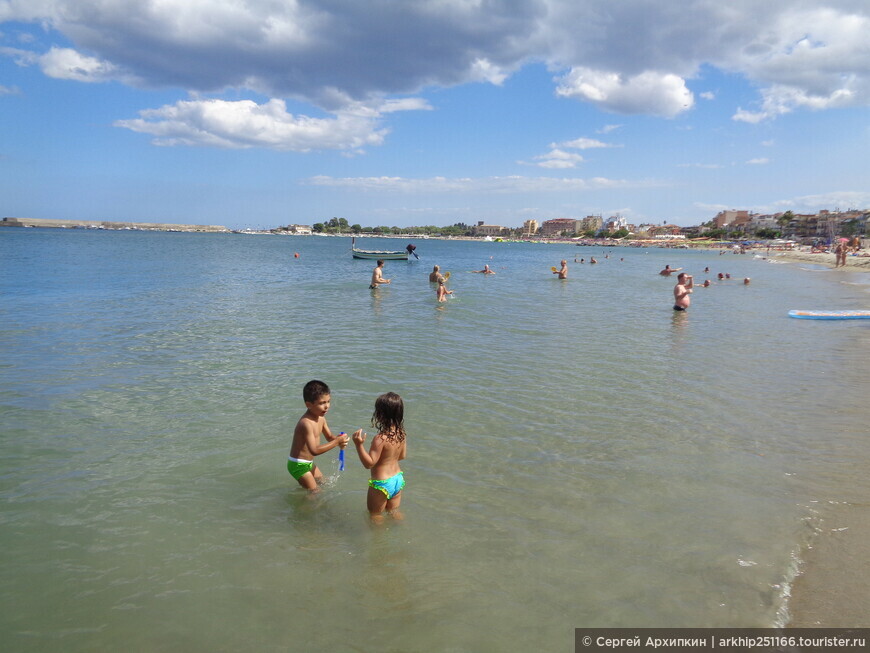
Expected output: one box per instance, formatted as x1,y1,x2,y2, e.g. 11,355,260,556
788,310,870,320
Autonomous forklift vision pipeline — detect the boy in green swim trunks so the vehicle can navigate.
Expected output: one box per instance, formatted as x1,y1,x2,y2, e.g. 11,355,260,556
352,392,407,524
288,380,349,492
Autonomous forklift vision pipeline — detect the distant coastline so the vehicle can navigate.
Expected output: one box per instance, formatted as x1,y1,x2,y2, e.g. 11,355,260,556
1,217,229,233
5,219,868,273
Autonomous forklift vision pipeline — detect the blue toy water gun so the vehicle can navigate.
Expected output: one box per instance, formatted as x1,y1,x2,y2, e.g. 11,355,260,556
338,432,346,471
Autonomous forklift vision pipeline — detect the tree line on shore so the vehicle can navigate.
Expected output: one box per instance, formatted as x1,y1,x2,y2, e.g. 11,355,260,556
280,217,475,237
276,210,865,241
280,217,630,239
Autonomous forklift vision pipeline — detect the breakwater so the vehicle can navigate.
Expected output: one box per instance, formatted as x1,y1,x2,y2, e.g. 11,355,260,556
1,216,229,232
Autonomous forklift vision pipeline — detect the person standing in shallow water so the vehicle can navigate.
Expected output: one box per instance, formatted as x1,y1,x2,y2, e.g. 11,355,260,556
352,392,407,524
553,260,568,279
429,265,444,283
436,279,453,302
370,259,391,289
673,272,693,311
287,380,349,493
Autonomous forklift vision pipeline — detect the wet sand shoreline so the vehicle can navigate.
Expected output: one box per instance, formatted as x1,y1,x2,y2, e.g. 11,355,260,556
771,250,870,271
778,252,869,626
787,502,870,627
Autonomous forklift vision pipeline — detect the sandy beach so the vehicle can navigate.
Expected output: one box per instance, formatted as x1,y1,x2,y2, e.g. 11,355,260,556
788,503,870,627
771,250,870,271
775,250,869,627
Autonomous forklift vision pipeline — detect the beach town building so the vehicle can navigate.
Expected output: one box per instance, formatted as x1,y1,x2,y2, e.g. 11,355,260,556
647,224,683,237
579,215,603,233
713,210,750,229
281,224,312,234
842,211,869,237
748,214,779,231
680,225,710,237
540,218,580,237
472,221,507,237
635,223,657,237
522,219,539,236
787,214,822,239
774,210,868,240
814,210,866,239
733,213,752,230
604,215,628,232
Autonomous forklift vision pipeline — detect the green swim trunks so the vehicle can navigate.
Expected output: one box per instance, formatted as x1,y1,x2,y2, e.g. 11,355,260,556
287,456,314,481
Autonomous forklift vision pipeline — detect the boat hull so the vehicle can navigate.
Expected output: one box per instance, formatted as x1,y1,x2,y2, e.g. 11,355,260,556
352,250,408,260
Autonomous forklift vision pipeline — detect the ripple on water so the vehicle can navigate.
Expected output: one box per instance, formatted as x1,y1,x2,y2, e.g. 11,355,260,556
1,231,868,649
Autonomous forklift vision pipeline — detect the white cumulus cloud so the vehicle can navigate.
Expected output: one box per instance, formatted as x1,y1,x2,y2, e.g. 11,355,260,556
678,163,723,169
3,1,869,125
38,46,124,82
524,148,584,169
113,98,428,152
770,191,870,213
597,124,623,134
304,174,655,194
555,67,694,117
521,135,619,169
560,137,615,150
734,85,859,123
468,58,511,85
731,7,870,121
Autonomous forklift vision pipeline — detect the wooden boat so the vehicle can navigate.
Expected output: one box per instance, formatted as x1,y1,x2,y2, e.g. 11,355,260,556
351,237,409,260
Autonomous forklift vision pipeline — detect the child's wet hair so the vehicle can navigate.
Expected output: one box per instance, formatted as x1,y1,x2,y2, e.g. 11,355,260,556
303,379,330,403
372,392,405,442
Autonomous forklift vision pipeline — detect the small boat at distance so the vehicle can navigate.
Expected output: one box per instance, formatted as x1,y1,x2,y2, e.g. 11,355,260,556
351,237,409,260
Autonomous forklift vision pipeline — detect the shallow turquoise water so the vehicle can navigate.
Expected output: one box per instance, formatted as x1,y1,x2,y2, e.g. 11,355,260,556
1,229,868,651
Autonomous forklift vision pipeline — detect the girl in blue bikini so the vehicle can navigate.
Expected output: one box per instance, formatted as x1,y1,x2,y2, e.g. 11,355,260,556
352,392,407,524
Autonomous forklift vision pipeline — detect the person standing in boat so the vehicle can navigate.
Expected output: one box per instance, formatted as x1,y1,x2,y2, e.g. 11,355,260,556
370,260,391,289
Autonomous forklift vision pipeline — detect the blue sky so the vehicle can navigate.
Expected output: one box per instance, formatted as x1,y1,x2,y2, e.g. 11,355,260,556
1,1,868,230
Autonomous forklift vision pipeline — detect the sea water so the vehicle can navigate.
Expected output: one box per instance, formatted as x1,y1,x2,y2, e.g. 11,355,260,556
1,229,868,652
